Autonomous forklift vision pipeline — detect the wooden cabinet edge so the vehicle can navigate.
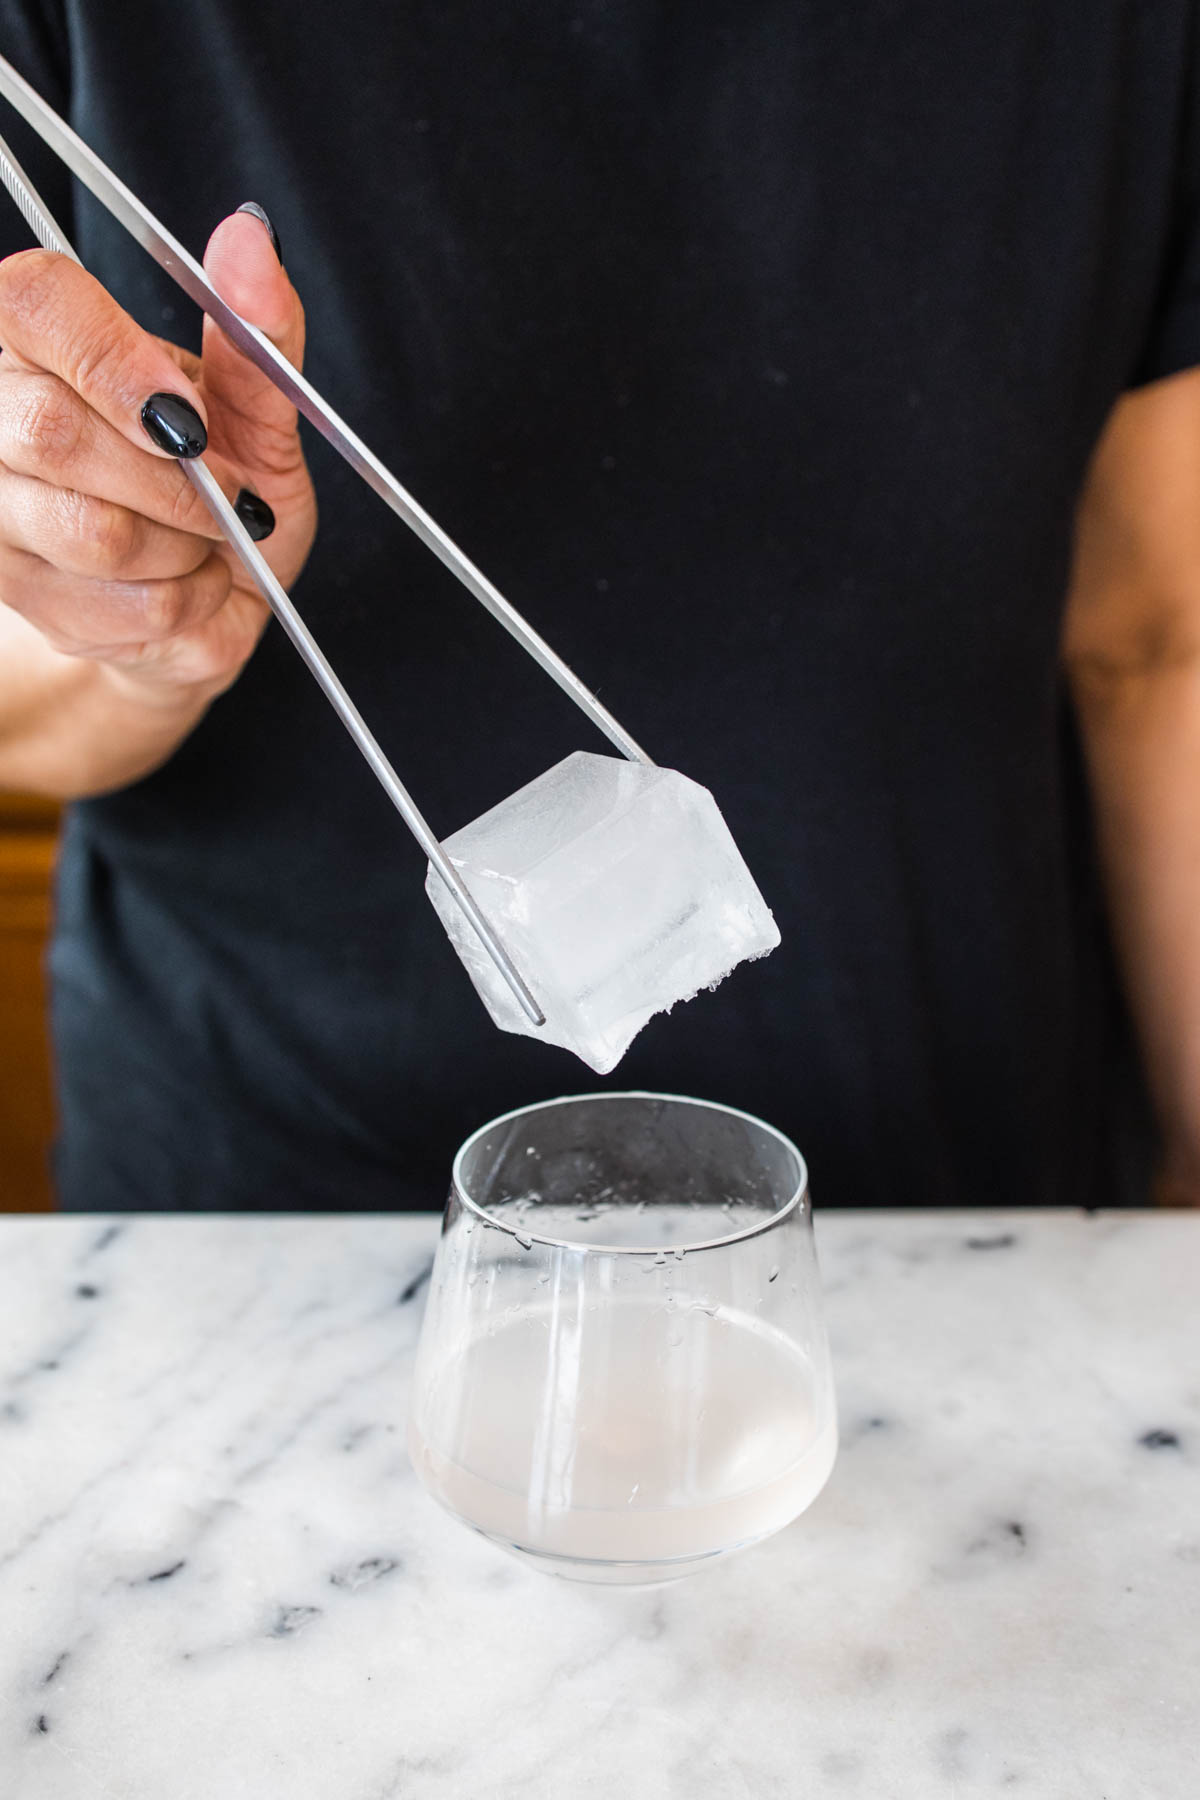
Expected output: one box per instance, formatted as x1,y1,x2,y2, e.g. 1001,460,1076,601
0,795,61,831
0,832,58,934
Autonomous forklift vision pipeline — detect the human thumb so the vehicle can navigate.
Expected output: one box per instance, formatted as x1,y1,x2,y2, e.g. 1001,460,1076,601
198,204,307,492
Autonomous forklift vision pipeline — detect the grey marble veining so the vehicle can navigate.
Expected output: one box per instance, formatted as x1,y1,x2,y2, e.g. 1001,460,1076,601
0,1210,1196,1799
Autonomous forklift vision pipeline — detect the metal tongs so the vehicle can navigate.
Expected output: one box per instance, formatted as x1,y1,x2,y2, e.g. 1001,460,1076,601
0,53,653,1027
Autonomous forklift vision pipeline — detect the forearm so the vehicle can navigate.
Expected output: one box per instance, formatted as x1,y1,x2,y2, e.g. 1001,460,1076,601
0,601,211,798
1069,653,1200,1201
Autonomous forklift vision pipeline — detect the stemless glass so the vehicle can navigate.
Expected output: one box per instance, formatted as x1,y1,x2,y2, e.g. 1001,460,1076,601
407,1093,837,1584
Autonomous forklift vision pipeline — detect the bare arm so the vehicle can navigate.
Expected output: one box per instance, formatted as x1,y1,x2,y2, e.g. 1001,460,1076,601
0,600,215,795
0,210,315,799
1064,365,1200,1206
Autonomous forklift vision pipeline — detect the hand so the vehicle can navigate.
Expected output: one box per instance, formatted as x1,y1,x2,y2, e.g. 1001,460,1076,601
0,207,316,707
1151,1151,1200,1209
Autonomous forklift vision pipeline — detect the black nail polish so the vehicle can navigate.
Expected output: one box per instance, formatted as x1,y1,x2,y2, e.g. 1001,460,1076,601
234,489,276,542
237,201,283,267
140,393,207,458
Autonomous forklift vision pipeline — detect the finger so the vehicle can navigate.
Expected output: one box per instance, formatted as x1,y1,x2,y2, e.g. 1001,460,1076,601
200,208,307,481
0,537,234,655
155,338,202,384
0,467,221,583
106,579,271,692
0,250,212,462
0,364,264,542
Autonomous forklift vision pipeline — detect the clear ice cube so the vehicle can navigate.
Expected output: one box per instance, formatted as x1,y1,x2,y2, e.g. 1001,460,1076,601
425,751,780,1073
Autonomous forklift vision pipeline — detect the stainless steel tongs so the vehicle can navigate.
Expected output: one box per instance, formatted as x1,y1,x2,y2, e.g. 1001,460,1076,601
0,52,652,1026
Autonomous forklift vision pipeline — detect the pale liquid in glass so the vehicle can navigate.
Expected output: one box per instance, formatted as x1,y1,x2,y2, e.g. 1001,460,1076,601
409,1291,836,1572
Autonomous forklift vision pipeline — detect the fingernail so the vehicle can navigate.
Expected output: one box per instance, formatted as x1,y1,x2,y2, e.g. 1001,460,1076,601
140,392,207,458
236,201,283,267
233,488,276,542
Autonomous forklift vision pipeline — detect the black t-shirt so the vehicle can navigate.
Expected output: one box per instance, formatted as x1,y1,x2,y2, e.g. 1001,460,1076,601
1,2,1197,1211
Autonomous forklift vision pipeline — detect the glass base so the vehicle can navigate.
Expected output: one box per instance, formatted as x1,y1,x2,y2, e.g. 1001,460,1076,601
416,1449,814,1586
491,1531,747,1585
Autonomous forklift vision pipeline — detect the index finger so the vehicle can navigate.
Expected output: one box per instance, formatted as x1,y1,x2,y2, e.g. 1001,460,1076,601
0,248,209,459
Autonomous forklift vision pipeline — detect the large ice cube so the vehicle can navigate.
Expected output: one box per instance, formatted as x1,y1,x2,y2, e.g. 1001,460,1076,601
425,751,780,1073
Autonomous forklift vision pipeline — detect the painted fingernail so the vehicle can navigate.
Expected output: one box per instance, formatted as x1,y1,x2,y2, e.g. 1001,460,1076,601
236,201,283,266
234,488,276,541
140,393,207,458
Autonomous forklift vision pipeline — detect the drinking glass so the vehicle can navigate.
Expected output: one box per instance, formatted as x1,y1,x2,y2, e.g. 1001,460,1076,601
407,1092,837,1584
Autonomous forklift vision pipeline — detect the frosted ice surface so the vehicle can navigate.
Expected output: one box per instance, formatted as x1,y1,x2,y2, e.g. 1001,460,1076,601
425,751,780,1074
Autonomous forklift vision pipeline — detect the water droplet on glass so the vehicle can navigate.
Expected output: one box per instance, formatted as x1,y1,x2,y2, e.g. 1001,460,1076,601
768,1266,780,1282
515,1232,533,1252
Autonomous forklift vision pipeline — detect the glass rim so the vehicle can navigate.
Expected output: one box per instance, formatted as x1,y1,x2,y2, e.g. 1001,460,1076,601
451,1090,810,1256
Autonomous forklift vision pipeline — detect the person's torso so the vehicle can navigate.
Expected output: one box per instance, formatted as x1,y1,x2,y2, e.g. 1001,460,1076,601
9,0,1182,1206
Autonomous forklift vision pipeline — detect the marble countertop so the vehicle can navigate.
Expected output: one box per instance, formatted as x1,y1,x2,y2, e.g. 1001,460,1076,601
0,1209,1196,1799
